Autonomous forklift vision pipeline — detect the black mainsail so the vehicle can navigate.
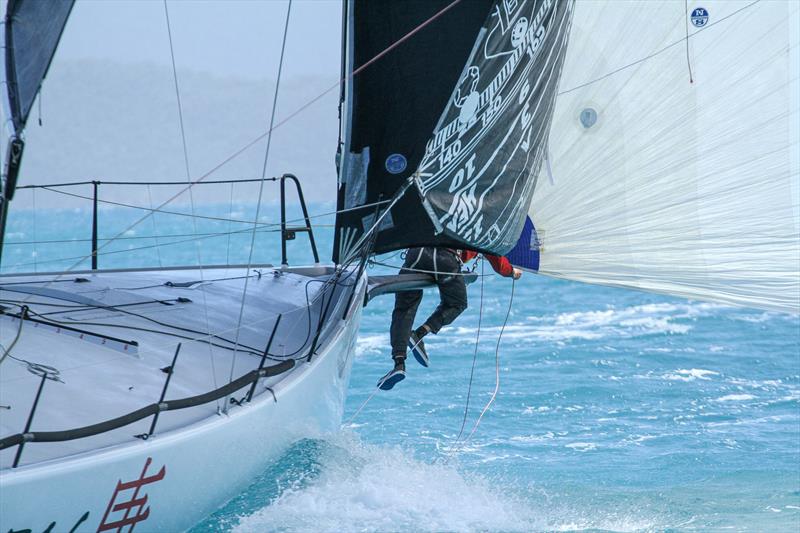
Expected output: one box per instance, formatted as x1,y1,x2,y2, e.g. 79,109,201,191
0,0,74,259
4,0,74,136
334,0,573,262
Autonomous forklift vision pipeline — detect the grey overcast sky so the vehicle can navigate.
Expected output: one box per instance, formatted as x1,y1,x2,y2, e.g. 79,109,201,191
61,0,343,80
10,0,348,205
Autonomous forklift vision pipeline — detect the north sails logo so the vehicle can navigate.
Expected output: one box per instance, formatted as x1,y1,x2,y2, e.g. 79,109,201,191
690,7,709,27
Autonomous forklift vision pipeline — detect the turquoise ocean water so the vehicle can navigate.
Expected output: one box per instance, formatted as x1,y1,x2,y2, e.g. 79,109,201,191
4,198,799,532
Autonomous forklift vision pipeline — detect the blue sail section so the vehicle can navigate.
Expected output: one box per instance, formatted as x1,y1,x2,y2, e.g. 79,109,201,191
505,216,539,271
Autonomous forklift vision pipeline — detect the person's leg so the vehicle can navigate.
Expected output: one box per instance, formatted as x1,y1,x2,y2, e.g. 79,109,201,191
418,251,468,335
389,248,427,359
381,250,429,389
390,287,423,359
423,275,467,333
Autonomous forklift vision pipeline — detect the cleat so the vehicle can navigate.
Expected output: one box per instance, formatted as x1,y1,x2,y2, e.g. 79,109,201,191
408,331,429,367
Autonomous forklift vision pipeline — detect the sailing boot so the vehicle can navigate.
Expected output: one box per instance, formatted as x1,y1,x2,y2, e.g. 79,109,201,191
377,355,406,391
408,326,430,367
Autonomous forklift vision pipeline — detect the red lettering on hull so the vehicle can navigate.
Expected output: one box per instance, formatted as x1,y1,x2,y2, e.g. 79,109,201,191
97,457,166,533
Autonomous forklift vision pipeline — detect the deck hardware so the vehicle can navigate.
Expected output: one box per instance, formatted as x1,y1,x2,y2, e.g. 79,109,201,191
12,373,47,467
246,314,282,402
307,282,338,363
26,362,62,383
164,280,202,288
0,358,295,452
13,176,320,270
91,180,99,270
147,343,182,437
264,387,277,403
280,173,319,266
8,311,139,355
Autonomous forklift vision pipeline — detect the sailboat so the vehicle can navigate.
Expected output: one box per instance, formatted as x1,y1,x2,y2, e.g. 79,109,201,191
1,0,797,531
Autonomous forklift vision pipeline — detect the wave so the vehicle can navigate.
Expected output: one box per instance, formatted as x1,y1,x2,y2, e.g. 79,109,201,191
226,434,661,533
450,302,720,344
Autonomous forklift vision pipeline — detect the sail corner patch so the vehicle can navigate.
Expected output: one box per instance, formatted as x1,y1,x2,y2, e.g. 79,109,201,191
385,154,407,174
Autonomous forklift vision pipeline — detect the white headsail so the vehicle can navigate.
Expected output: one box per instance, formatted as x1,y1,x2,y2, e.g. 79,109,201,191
525,0,799,313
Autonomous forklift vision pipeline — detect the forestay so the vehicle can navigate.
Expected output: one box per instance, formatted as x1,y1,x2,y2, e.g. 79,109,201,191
515,0,800,314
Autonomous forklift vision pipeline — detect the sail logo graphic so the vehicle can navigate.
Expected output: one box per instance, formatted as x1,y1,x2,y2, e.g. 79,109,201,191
691,7,709,27
418,0,571,251
385,153,407,174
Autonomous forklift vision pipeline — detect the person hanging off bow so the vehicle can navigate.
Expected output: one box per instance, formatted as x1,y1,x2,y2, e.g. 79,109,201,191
378,247,522,390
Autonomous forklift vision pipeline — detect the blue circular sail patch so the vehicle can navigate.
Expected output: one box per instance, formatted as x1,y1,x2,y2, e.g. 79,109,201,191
691,7,709,27
385,153,407,174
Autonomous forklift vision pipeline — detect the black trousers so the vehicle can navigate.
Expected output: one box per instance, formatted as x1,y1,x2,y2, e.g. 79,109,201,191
389,247,468,357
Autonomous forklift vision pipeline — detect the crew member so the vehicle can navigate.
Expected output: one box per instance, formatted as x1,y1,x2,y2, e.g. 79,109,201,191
378,247,521,390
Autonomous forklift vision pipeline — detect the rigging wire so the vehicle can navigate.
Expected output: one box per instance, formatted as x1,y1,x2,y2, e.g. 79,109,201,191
226,182,234,265
6,0,763,278
31,188,38,272
31,183,384,227
346,256,500,430
5,226,287,258
3,227,287,271
3,225,310,246
558,0,760,96
368,258,493,278
0,267,360,389
5,0,460,297
455,257,484,442
684,0,694,83
38,185,265,224
0,304,25,367
2,185,382,270
146,184,164,268
228,0,293,402
345,387,379,426
163,0,219,398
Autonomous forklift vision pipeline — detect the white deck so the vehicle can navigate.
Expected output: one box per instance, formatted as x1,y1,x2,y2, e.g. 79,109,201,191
0,264,356,469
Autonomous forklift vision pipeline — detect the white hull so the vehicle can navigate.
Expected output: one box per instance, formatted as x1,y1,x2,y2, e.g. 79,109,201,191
0,265,366,532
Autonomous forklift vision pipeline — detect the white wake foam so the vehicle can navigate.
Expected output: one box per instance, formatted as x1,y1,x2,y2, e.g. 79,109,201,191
233,435,534,532
232,434,660,533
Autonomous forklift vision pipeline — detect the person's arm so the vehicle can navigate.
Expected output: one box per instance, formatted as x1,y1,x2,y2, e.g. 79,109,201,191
486,254,521,279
